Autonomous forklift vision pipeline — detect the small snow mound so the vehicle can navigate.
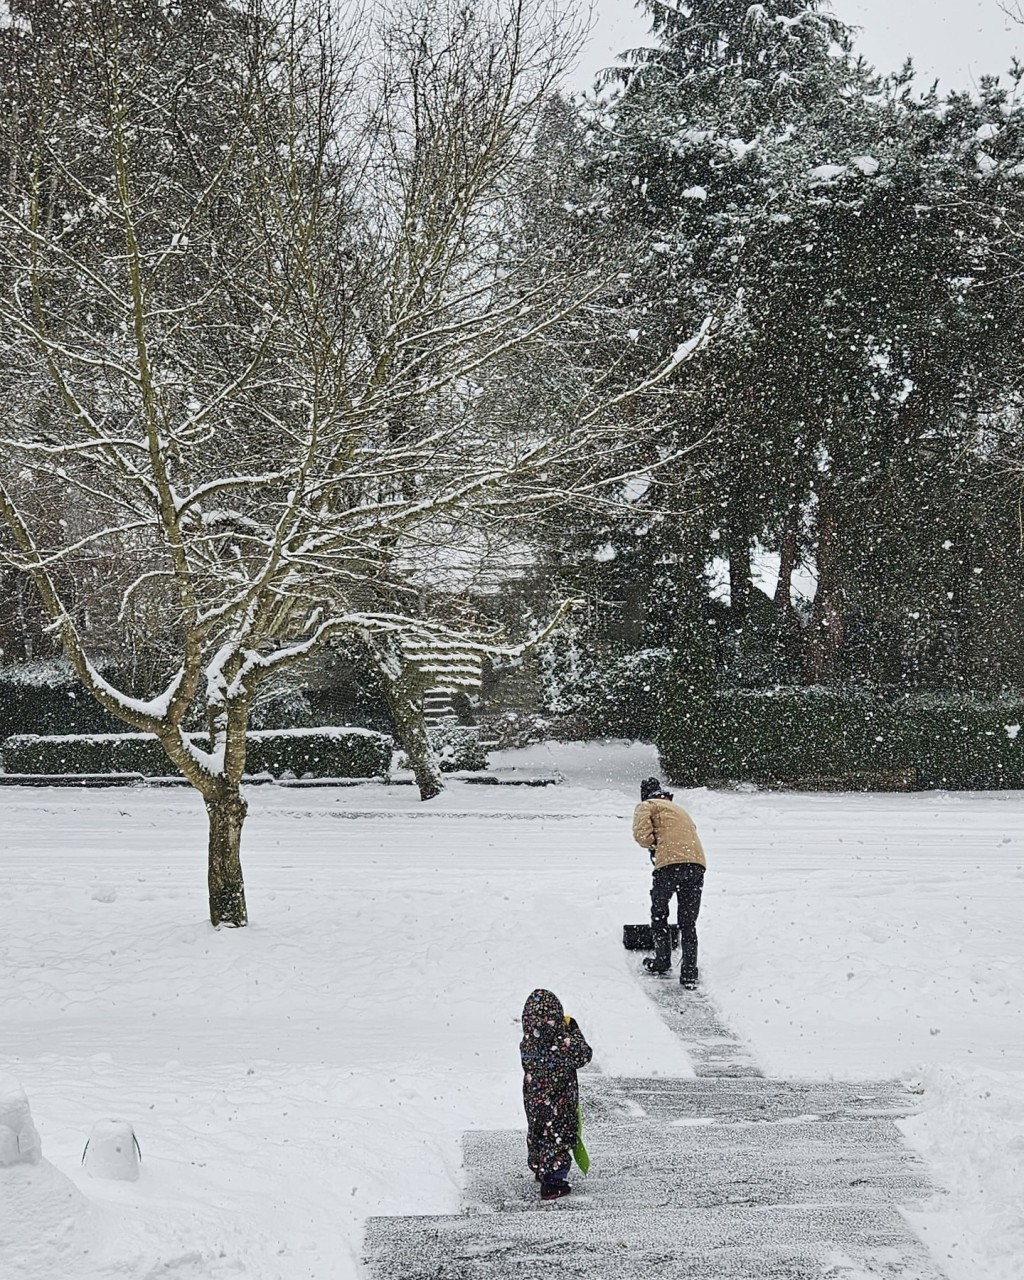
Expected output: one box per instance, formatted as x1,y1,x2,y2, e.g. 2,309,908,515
681,185,708,201
83,1119,141,1181
0,1073,41,1166
849,155,880,176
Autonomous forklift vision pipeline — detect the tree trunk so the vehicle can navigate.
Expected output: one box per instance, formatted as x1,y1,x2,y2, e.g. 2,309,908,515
774,522,798,616
806,484,844,684
774,517,802,679
728,535,752,623
205,788,248,927
391,681,444,800
366,634,445,801
726,493,752,626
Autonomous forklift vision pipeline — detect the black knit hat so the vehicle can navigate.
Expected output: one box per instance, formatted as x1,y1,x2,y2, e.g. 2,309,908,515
640,777,665,801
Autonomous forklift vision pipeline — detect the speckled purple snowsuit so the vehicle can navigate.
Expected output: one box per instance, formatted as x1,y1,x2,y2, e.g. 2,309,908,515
520,989,592,1181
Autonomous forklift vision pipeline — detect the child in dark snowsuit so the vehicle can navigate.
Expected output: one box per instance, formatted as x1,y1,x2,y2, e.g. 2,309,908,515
520,988,593,1201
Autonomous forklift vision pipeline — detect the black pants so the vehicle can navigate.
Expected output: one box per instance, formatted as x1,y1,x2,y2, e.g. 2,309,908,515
651,862,704,980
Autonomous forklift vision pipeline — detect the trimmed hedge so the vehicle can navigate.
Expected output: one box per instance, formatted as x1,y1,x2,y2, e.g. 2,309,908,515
1,726,393,779
246,728,392,778
658,687,1024,790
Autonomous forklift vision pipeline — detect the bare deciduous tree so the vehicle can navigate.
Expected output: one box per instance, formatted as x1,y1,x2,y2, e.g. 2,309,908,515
0,0,714,926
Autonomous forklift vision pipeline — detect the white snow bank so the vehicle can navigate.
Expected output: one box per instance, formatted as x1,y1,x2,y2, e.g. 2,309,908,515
900,1065,1024,1280
0,1157,97,1279
679,785,1024,1280
0,1074,100,1279
0,745,685,1278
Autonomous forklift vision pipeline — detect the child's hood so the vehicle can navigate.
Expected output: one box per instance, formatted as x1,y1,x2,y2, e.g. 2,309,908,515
521,988,565,1044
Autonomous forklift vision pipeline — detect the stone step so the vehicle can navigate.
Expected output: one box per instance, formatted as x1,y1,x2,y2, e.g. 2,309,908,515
362,1202,946,1279
580,1076,920,1124
461,1117,931,1216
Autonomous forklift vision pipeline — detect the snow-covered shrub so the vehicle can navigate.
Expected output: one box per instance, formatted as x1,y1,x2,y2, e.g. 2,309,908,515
1,727,393,779
540,635,670,740
429,722,489,772
483,710,552,750
394,722,489,773
657,686,1024,789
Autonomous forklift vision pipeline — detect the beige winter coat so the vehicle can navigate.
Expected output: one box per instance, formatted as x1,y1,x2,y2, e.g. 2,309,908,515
632,798,706,871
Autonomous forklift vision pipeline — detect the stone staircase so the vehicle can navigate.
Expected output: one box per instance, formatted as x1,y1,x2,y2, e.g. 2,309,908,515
362,974,948,1280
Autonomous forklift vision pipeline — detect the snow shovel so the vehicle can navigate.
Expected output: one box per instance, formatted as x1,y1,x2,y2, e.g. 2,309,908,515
622,923,680,950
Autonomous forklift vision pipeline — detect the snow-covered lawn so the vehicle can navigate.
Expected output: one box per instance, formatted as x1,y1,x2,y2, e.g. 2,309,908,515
2,740,1024,1278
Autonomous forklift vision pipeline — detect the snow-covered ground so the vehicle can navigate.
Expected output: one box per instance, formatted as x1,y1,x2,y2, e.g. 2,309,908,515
2,740,1024,1278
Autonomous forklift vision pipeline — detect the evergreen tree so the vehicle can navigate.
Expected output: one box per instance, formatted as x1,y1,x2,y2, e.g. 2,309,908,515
543,0,1024,703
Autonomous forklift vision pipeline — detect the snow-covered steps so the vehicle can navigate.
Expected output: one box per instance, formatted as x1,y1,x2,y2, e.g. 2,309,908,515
362,982,947,1278
363,1076,944,1279
460,1117,932,1215
362,1201,947,1279
580,1075,919,1125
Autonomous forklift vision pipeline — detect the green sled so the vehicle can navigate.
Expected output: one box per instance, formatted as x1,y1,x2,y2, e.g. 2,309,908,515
572,1103,590,1175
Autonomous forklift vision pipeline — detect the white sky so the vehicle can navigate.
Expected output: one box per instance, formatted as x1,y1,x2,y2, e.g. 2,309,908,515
575,0,1024,92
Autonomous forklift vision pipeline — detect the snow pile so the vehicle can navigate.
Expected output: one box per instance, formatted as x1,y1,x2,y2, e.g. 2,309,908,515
82,1119,140,1181
899,1066,1024,1280
0,1073,41,1165
0,1073,97,1279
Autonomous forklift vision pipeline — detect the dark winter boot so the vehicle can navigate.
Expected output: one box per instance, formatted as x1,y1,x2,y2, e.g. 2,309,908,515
540,1179,572,1201
644,924,672,975
680,968,699,990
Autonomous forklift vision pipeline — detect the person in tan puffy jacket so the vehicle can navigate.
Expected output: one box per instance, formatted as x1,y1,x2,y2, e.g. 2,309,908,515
632,777,706,988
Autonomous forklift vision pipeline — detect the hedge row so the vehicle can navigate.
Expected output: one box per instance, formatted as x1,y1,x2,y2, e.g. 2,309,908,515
658,688,1024,790
1,726,393,779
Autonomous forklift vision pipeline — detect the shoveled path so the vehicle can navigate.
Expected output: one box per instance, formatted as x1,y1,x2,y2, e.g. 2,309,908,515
362,963,948,1279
